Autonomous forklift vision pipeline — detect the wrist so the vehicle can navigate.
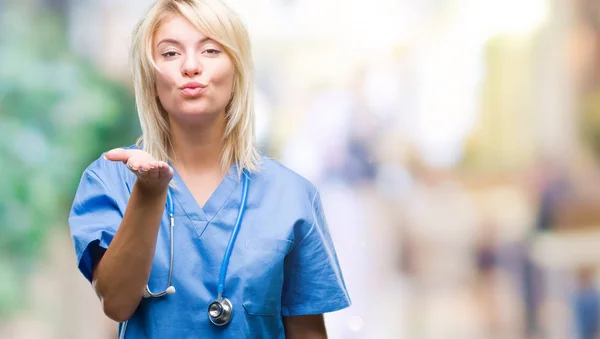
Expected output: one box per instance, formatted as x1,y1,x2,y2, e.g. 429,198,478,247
134,179,169,198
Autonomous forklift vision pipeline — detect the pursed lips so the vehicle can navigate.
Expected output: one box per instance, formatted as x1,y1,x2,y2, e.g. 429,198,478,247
180,81,207,97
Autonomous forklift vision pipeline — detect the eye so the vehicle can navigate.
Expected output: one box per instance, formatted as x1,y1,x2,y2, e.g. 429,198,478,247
204,48,222,55
161,51,178,58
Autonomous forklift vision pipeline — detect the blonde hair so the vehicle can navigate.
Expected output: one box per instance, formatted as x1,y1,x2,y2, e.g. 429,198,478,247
130,0,260,174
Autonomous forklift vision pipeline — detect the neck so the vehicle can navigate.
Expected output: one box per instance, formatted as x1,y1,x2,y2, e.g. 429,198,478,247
168,113,227,175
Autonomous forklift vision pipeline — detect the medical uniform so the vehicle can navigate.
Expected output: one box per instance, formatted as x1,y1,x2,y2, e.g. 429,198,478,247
69,146,351,338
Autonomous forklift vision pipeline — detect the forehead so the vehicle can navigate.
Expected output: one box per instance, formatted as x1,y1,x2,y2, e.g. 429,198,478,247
154,14,207,43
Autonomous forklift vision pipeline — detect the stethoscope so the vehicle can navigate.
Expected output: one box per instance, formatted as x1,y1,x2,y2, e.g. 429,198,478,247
142,170,249,327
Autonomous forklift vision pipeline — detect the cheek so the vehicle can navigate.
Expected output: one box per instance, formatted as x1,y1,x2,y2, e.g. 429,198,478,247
155,70,174,95
210,60,235,92
154,67,181,111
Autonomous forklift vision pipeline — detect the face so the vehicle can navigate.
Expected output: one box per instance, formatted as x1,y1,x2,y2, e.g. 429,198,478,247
153,14,235,122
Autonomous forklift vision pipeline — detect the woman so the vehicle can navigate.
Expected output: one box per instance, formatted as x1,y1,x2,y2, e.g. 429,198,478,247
68,0,350,337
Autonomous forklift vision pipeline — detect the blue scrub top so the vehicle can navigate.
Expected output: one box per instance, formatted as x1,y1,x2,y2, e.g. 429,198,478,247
69,147,351,338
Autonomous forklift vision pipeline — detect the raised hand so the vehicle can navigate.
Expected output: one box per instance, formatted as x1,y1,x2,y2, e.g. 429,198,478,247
104,148,174,193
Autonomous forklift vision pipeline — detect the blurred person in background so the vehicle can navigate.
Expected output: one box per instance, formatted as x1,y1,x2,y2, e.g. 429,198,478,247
572,267,600,339
523,158,571,338
473,220,503,337
67,0,350,338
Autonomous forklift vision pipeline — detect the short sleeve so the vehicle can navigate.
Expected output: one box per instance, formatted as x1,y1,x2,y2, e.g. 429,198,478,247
69,165,125,283
281,190,351,316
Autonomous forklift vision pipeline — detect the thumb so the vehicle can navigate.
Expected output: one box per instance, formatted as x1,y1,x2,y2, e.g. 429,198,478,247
104,148,130,163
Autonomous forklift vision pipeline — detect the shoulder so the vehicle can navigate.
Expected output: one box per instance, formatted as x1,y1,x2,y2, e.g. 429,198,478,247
255,155,318,194
253,155,320,205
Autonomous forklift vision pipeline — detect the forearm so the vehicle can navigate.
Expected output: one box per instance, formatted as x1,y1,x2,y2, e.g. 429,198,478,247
93,180,167,322
283,315,327,339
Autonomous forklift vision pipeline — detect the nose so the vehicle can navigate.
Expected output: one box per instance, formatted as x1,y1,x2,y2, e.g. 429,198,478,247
181,53,202,77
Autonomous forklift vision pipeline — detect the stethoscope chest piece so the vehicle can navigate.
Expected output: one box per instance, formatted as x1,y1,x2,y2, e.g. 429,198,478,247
208,297,233,326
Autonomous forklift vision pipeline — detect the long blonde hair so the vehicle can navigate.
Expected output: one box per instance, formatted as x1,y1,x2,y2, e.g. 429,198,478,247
130,0,260,173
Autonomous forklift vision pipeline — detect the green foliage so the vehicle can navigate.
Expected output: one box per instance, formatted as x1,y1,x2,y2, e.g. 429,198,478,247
0,5,139,317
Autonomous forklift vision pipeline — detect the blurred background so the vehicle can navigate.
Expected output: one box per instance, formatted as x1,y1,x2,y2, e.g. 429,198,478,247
2,0,600,338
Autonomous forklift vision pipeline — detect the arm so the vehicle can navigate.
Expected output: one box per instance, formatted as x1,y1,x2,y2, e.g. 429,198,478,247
91,148,173,322
92,181,167,322
280,190,350,334
283,314,327,339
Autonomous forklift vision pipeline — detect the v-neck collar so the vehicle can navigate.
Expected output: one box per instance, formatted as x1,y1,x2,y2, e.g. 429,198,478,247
170,164,240,226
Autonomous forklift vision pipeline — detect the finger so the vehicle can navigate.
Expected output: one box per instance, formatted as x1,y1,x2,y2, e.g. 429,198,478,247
139,161,152,171
158,162,174,178
157,161,171,171
147,166,159,180
128,160,141,171
155,161,167,171
104,148,130,163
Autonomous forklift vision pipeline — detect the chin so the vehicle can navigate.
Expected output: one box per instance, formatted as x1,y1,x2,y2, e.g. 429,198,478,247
177,103,225,121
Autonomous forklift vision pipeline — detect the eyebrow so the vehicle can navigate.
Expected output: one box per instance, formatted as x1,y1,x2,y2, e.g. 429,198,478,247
156,37,213,48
